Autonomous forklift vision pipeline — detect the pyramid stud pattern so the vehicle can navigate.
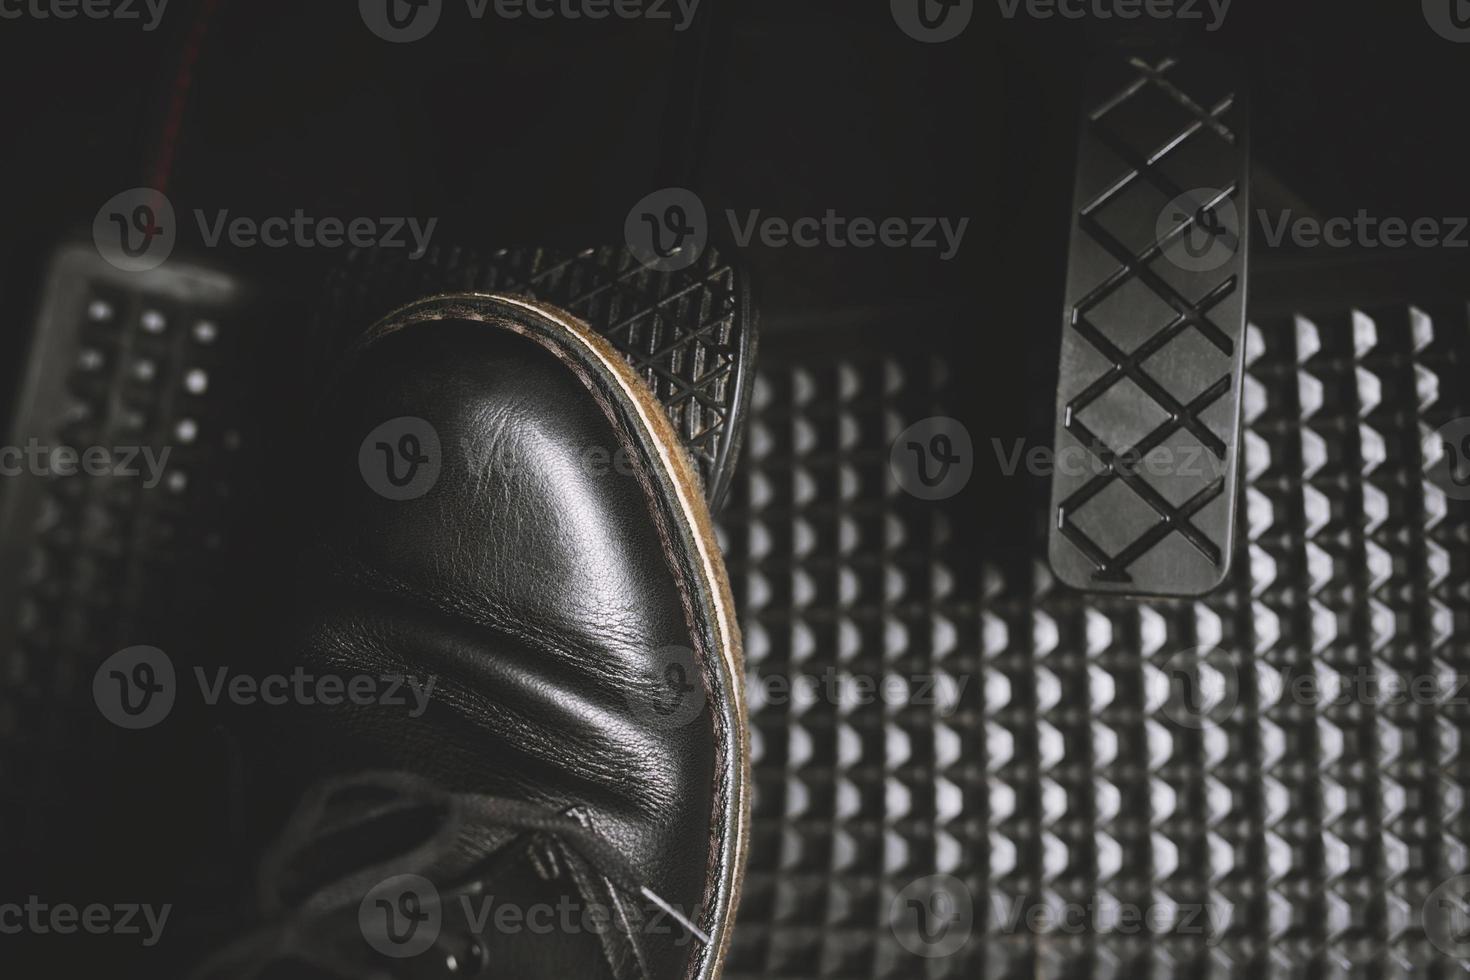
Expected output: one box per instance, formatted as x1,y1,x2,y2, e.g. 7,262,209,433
719,302,1470,977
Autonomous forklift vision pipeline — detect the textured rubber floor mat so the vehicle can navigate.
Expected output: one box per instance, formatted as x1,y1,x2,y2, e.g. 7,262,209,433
1050,53,1250,598
312,244,757,510
719,302,1470,978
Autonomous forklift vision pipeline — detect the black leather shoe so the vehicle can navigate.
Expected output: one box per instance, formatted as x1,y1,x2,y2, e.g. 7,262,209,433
206,294,748,980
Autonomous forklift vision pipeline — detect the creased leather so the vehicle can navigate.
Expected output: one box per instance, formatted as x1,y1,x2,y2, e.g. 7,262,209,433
259,317,727,980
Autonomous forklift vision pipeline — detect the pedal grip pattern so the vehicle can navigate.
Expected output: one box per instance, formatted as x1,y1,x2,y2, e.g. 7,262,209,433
311,245,757,512
1048,52,1250,597
0,243,267,878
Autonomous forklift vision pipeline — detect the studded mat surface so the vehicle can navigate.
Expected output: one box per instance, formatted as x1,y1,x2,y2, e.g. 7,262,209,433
3,260,1469,977
717,300,1470,978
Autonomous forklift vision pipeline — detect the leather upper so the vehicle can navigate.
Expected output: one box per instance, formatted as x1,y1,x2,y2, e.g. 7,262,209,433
256,309,739,979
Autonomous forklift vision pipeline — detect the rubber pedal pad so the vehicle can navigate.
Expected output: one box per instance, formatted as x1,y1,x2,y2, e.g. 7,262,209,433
1048,51,1250,597
0,243,270,673
310,244,758,512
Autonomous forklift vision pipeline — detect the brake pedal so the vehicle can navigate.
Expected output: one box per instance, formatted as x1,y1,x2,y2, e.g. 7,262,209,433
311,245,758,511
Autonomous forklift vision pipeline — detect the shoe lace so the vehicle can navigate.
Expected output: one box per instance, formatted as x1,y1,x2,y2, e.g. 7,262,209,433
192,770,706,979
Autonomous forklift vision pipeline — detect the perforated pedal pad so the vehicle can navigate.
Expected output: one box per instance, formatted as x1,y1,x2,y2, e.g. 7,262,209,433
311,245,758,511
0,245,267,660
0,243,273,878
1048,52,1250,597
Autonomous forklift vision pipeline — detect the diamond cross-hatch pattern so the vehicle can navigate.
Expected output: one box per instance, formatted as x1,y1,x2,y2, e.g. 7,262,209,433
1048,53,1249,596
